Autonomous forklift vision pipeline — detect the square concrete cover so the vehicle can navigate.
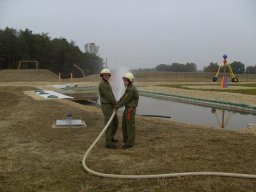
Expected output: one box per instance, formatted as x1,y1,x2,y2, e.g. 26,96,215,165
53,120,86,128
56,119,84,126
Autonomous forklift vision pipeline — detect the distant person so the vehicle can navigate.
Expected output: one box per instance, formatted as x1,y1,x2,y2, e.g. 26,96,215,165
115,72,139,149
98,68,119,149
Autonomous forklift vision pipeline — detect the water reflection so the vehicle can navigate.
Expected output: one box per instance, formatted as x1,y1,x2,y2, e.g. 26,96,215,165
137,96,256,130
211,108,234,129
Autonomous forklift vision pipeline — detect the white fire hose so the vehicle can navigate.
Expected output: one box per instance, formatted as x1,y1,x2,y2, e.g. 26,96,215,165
82,111,256,179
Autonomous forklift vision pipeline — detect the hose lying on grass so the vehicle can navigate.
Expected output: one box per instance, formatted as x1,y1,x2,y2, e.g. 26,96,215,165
82,111,256,179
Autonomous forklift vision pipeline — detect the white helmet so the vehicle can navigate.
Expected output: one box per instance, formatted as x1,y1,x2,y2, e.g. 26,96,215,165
100,68,111,76
122,72,134,82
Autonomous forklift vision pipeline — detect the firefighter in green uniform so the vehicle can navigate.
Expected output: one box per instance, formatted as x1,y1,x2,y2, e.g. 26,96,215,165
115,72,139,149
98,68,119,149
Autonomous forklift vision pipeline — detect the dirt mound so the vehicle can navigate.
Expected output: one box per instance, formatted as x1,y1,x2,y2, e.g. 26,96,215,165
0,69,58,82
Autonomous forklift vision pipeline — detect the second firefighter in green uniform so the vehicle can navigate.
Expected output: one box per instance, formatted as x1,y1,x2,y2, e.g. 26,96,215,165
116,72,139,149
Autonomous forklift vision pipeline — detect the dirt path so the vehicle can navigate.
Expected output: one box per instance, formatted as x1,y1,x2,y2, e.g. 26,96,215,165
1,86,256,192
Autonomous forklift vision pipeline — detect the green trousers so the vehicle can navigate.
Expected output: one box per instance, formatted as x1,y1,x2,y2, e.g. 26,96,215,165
122,107,136,146
101,104,118,145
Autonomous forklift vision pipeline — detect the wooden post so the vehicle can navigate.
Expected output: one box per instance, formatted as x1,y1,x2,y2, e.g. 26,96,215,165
18,61,21,70
71,73,73,83
59,73,61,83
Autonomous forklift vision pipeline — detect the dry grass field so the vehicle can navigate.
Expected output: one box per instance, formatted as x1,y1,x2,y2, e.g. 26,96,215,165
0,70,256,192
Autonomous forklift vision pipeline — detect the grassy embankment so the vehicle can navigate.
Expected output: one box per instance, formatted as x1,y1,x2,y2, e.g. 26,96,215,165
157,83,256,96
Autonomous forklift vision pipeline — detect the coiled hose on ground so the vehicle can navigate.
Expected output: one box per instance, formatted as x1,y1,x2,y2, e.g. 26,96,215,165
82,111,256,179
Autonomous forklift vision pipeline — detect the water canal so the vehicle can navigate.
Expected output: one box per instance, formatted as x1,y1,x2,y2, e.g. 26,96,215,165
137,96,256,130
56,85,256,131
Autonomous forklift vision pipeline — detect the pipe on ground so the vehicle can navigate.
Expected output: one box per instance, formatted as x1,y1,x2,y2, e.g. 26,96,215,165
82,111,256,179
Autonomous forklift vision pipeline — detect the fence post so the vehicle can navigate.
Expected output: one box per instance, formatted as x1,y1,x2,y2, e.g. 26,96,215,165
59,73,61,83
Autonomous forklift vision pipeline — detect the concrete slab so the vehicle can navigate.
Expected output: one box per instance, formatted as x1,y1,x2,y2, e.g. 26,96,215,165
52,120,86,128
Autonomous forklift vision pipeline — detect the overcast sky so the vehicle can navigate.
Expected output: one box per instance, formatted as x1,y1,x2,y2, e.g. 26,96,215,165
0,0,255,70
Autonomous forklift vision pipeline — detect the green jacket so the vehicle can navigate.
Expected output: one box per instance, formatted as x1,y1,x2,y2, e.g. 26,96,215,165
116,84,139,108
98,80,116,104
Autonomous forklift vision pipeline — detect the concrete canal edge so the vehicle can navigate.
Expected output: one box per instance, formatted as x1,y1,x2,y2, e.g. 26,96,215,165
139,90,256,115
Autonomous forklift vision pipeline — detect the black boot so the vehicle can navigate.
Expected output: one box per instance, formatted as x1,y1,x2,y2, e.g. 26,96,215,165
111,138,119,143
105,143,117,149
122,144,133,149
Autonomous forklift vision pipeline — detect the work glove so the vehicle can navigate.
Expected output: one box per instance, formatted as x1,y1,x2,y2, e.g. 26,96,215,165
113,105,118,111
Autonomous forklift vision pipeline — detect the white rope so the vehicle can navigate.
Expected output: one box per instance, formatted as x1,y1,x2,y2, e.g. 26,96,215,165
82,111,256,179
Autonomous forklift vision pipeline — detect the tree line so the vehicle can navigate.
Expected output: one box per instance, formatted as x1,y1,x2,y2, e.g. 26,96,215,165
154,62,256,74
1,27,256,75
203,62,256,74
0,27,103,77
156,63,197,72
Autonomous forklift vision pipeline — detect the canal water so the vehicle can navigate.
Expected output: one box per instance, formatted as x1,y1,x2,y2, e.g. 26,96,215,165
58,85,255,131
136,96,256,130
